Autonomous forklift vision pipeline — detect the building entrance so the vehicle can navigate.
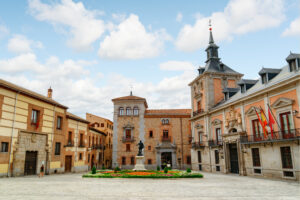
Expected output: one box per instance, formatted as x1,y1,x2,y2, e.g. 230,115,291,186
161,152,172,169
24,151,37,175
229,143,239,174
65,156,72,172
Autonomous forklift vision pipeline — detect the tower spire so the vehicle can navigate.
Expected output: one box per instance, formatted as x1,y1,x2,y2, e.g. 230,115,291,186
209,19,214,44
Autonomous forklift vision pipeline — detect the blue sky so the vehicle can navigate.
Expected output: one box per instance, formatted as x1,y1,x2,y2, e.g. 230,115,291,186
0,0,299,120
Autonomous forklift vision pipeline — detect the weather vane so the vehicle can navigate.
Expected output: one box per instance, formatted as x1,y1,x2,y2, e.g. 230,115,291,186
209,19,212,31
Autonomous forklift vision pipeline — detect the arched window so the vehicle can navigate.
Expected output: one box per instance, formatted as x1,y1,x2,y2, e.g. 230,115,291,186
162,119,165,124
165,119,169,124
119,107,124,115
126,107,132,115
133,107,139,115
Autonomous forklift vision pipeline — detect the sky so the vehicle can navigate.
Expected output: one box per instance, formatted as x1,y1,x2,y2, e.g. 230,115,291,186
0,0,299,120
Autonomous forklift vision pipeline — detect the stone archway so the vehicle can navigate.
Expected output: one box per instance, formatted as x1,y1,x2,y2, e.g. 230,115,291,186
13,131,47,176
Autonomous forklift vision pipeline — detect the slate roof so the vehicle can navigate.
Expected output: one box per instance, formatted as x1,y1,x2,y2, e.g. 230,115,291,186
222,87,240,93
203,60,242,75
0,79,68,109
237,79,258,85
286,52,300,61
213,65,300,109
258,68,281,75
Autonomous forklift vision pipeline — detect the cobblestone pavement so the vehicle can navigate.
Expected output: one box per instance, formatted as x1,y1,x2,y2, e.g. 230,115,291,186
0,172,299,200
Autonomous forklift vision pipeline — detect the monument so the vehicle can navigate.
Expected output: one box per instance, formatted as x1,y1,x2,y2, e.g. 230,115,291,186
133,140,146,171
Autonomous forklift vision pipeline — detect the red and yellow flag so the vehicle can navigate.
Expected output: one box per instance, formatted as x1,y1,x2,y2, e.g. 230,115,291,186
268,108,275,138
260,109,268,138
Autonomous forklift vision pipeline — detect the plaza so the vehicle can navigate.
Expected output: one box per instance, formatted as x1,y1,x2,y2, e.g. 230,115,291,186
0,172,299,200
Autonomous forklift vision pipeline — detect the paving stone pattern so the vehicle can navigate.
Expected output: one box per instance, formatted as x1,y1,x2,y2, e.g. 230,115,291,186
0,172,299,200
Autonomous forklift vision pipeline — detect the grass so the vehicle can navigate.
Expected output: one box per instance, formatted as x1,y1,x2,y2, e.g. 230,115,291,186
82,169,203,179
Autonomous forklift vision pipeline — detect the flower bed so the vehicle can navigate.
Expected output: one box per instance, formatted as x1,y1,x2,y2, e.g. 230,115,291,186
82,169,203,179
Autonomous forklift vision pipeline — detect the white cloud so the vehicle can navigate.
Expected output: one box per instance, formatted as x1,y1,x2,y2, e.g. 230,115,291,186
0,53,45,73
0,24,9,38
7,34,43,54
160,61,195,71
0,52,194,119
98,14,171,60
282,17,300,37
28,0,105,51
176,12,183,22
176,0,285,52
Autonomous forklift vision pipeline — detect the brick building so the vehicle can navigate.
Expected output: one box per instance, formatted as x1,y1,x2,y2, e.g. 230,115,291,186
112,94,192,170
0,79,110,177
86,113,113,168
189,27,300,180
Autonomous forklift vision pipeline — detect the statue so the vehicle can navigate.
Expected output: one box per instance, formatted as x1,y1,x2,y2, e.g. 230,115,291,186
137,140,144,156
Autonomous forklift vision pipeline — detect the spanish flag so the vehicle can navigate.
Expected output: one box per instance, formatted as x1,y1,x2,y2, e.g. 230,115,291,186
260,109,268,138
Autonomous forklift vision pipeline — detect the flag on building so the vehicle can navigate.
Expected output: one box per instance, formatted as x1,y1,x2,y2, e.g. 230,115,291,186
268,107,275,138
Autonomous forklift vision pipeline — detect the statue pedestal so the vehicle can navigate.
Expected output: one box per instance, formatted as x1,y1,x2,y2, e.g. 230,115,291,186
133,156,146,171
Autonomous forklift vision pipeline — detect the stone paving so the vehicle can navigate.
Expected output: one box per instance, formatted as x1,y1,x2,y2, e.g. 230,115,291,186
0,172,299,200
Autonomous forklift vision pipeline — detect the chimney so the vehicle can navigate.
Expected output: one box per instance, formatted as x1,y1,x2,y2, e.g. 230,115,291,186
47,87,53,98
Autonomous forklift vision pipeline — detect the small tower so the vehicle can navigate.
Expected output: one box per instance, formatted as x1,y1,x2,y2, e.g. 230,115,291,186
47,87,53,98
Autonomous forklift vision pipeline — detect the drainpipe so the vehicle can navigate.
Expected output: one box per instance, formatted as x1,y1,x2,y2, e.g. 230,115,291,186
180,118,184,170
48,105,57,175
8,91,19,177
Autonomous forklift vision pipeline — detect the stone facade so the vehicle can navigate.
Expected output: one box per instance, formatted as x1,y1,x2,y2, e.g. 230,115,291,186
189,28,300,181
0,80,111,177
112,95,192,170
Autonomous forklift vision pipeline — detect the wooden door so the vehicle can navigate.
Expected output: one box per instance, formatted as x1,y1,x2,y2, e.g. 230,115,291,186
24,151,37,175
229,144,239,174
65,156,72,172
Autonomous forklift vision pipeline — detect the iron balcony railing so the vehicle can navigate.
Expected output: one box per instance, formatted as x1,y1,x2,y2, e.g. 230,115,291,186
122,136,135,143
161,136,171,142
208,140,223,147
78,143,85,148
192,141,205,149
64,141,74,147
193,109,204,117
240,129,300,144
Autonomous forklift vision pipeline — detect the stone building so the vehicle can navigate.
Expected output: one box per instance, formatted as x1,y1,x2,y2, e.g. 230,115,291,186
189,27,300,180
86,113,113,168
0,79,110,177
0,79,68,177
112,94,192,170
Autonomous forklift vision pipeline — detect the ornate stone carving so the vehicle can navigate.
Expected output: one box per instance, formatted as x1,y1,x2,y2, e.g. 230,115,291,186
225,106,242,132
211,119,222,126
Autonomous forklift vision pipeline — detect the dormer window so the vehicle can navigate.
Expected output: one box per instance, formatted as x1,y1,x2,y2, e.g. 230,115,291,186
240,84,246,93
261,74,267,84
219,63,224,71
286,52,300,72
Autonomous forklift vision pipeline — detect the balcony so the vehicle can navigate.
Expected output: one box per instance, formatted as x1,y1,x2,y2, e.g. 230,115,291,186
192,141,205,149
161,136,171,142
240,129,300,144
193,109,204,117
208,140,223,147
78,143,85,148
122,136,135,143
95,144,105,150
64,141,74,147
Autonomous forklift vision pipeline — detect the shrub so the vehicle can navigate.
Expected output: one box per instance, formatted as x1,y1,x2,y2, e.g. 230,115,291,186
102,165,106,170
156,166,160,171
164,167,168,173
114,166,121,173
92,166,97,174
186,168,191,173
